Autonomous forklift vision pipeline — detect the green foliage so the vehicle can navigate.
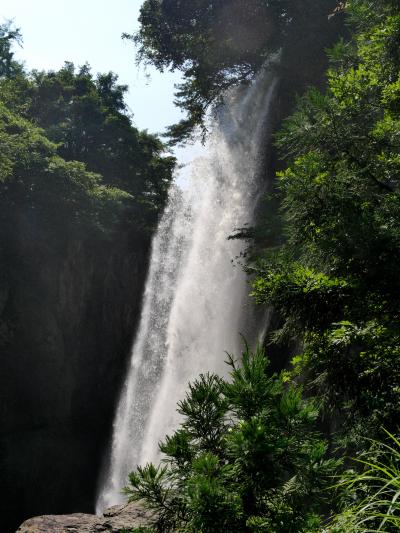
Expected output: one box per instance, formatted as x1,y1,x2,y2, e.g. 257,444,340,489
274,3,400,291
177,373,228,455
130,0,340,143
124,346,339,532
250,0,400,441
252,263,351,339
0,48,176,244
326,431,400,532
302,321,400,440
0,62,175,215
0,102,131,241
0,21,23,79
29,64,174,206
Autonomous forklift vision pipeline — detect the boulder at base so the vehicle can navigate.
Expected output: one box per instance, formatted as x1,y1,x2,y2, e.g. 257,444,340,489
16,501,153,532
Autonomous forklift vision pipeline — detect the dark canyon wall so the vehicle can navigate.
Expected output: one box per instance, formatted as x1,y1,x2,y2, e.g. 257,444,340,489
0,216,150,532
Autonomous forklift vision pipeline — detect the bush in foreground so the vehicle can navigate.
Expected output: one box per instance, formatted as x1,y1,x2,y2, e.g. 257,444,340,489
124,345,338,533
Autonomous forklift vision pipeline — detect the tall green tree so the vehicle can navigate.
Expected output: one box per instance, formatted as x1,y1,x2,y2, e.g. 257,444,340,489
0,60,176,225
25,64,174,209
0,102,131,242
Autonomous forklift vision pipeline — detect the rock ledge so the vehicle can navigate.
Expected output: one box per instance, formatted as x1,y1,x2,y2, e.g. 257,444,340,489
16,501,153,532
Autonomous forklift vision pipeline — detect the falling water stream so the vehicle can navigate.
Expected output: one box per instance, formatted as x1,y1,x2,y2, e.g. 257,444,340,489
97,70,278,512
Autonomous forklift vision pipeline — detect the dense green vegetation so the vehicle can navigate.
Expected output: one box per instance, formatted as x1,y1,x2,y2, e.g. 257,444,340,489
0,101,129,241
125,346,338,532
0,21,175,243
124,0,400,531
329,431,400,531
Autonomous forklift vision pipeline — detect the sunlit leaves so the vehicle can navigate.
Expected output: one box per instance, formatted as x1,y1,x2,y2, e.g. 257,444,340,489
251,0,400,447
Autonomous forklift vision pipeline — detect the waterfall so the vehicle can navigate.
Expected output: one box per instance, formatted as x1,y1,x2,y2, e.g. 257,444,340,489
96,70,278,512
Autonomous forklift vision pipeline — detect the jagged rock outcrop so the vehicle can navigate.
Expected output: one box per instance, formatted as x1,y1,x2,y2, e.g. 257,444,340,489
16,501,153,532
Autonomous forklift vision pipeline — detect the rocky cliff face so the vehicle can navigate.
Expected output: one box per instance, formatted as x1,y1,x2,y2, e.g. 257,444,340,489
0,215,151,532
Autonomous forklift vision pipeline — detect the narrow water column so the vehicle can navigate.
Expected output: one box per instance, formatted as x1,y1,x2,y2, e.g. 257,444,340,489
97,71,278,512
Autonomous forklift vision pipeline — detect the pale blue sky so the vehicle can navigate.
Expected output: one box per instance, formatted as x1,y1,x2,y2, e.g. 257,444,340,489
0,0,184,134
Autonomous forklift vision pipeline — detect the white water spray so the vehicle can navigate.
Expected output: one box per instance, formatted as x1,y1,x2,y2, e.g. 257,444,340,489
97,71,277,512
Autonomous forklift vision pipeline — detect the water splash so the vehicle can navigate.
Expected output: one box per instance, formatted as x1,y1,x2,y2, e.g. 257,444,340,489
97,71,278,512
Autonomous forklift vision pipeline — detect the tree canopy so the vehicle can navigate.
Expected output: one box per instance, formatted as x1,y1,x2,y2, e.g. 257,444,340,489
0,102,131,241
1,62,175,211
130,0,341,143
0,30,176,236
252,0,400,439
